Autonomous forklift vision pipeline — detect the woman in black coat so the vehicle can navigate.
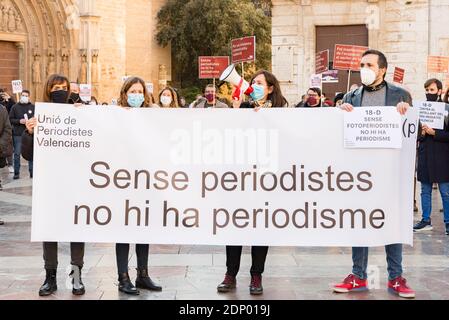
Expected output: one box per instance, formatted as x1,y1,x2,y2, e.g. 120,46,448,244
22,74,86,297
217,70,287,295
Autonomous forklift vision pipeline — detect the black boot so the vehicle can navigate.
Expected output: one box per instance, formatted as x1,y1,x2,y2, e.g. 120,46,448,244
249,274,263,295
135,268,162,291
39,269,57,296
217,274,236,293
70,265,85,295
118,272,139,295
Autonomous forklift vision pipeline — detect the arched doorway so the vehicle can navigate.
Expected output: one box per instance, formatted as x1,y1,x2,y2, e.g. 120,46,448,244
0,0,77,101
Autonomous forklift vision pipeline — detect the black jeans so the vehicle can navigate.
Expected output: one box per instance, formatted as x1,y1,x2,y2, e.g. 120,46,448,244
43,242,85,269
116,243,149,274
225,246,269,277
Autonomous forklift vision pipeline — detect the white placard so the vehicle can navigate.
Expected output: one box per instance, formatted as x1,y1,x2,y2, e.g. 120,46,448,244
79,84,92,103
11,80,23,94
416,101,446,130
31,105,418,247
310,74,322,88
344,107,403,149
146,83,154,94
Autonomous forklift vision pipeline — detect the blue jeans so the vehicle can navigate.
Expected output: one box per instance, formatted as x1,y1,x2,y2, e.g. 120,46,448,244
352,244,403,280
13,135,33,176
421,182,449,223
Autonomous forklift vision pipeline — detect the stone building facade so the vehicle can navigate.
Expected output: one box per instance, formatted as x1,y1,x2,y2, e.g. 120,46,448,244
0,0,171,103
272,0,449,105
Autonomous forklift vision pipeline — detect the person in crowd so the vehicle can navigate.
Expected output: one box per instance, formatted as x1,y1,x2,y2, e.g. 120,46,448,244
321,93,334,107
158,86,179,108
0,97,13,226
414,78,449,236
218,70,287,296
335,49,415,299
193,84,229,108
9,90,34,179
0,99,12,193
0,88,15,173
301,87,322,108
115,76,162,295
179,96,189,108
22,74,86,297
189,94,203,108
295,94,307,108
334,92,345,107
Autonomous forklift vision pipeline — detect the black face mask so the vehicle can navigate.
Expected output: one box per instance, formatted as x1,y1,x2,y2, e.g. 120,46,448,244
426,93,440,102
50,90,69,104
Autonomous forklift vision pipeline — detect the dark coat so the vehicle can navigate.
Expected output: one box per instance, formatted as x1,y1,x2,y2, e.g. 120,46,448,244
9,102,35,136
0,105,13,159
21,130,33,161
342,81,412,107
417,104,449,183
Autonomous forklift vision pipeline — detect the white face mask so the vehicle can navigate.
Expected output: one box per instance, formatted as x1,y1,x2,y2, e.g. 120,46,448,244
20,96,29,104
360,68,377,86
160,96,172,106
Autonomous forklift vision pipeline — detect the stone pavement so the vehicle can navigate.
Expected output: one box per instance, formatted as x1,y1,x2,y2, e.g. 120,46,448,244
0,165,448,300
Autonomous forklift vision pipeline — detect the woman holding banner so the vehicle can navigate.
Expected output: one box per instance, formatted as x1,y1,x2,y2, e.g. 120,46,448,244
22,74,86,297
114,76,162,295
218,70,288,295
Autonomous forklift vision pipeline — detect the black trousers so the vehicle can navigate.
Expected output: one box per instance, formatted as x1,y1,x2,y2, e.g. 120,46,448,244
116,243,149,274
225,246,269,276
43,242,85,269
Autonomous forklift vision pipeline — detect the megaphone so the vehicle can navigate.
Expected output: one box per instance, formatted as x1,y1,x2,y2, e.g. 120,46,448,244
219,64,254,100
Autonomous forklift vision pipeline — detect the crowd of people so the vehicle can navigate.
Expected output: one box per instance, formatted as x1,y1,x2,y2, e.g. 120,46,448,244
0,48,448,299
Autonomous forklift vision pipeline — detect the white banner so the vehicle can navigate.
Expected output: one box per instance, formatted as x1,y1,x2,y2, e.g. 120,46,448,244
31,104,418,247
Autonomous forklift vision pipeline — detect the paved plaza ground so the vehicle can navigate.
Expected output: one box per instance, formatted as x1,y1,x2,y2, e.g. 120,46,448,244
0,165,448,300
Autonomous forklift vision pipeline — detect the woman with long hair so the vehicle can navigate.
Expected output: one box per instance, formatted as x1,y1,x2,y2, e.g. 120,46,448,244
115,76,162,295
218,70,288,296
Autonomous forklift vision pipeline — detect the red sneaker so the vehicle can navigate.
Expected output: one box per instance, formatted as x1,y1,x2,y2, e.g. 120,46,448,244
333,274,368,293
388,276,415,299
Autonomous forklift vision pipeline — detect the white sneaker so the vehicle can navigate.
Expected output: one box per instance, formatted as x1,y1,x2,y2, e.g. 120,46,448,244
8,166,14,173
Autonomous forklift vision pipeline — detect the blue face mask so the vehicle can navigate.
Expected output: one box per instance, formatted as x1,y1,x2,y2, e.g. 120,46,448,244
250,84,265,102
127,93,144,108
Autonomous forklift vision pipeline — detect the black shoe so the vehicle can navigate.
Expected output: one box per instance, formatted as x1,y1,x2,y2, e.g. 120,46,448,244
38,269,57,296
249,274,263,295
0,220,4,225
446,223,449,235
70,265,85,295
135,268,162,291
13,174,19,180
118,272,139,295
30,173,33,179
413,205,418,212
217,274,236,293
413,219,433,232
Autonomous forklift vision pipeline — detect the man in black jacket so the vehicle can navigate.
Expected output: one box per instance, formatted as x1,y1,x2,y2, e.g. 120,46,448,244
9,90,34,179
414,79,449,235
